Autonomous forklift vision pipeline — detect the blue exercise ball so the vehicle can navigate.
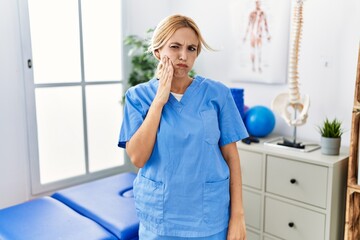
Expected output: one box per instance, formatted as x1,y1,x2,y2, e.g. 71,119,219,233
244,105,275,137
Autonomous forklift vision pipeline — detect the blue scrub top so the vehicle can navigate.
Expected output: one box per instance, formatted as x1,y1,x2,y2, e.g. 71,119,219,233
118,76,248,237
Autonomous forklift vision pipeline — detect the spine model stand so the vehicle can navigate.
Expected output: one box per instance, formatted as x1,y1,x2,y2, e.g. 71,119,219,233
271,0,310,148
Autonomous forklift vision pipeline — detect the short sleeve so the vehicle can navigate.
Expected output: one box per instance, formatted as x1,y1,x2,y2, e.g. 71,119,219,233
118,90,145,148
218,89,248,146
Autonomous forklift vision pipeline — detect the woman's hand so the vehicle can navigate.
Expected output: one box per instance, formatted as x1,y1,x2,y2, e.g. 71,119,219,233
227,215,247,240
154,56,173,106
125,56,173,168
221,142,247,240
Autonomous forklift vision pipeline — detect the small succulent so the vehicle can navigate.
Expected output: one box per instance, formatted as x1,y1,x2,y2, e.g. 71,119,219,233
317,118,344,138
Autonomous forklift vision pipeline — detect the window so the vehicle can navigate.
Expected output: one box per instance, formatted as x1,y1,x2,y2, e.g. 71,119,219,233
19,0,131,194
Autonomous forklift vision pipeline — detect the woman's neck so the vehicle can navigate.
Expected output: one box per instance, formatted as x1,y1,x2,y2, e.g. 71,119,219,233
171,76,193,94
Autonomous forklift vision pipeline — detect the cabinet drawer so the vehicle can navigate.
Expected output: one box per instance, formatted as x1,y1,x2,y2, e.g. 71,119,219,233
264,236,280,240
239,150,263,189
246,230,260,240
266,156,328,208
243,189,261,230
265,197,325,240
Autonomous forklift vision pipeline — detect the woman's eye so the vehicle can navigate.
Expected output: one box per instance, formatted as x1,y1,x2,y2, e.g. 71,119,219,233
170,45,179,49
188,46,197,52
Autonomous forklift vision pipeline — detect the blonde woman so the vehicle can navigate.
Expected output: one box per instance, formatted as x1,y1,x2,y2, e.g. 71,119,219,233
119,14,248,240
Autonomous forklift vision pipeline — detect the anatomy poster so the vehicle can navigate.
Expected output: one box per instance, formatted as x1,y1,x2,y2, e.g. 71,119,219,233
228,0,291,84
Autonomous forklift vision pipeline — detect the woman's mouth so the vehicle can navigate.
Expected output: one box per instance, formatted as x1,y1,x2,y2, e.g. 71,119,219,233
176,63,188,68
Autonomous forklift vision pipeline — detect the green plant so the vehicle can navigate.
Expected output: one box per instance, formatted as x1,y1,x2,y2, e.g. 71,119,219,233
124,28,196,88
317,118,344,138
124,28,158,87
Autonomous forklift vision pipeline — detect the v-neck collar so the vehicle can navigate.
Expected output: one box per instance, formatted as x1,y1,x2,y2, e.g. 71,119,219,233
168,76,201,110
150,76,203,113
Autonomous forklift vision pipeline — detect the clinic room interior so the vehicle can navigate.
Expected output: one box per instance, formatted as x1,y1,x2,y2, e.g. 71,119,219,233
1,0,360,239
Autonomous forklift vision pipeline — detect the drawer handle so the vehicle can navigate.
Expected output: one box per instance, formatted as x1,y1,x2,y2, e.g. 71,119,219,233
290,178,297,184
288,222,295,228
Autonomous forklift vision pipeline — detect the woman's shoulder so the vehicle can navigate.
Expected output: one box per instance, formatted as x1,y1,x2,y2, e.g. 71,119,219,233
196,75,230,94
126,78,157,98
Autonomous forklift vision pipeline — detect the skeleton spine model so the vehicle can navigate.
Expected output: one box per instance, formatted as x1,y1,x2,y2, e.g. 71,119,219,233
272,0,310,127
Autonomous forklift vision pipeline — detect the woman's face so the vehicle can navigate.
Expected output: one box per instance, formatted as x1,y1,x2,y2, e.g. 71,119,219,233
156,27,199,79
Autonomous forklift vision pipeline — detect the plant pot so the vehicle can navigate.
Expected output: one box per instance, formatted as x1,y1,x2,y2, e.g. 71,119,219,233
321,137,341,155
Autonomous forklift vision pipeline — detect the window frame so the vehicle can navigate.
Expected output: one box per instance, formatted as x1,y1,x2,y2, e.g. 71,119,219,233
18,0,134,195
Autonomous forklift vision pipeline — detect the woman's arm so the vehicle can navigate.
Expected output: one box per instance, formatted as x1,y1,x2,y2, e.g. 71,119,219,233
125,100,164,168
126,56,173,168
221,142,247,240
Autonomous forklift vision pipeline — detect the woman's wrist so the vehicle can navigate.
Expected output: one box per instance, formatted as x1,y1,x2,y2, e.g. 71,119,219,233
230,207,245,219
229,212,245,226
151,98,166,109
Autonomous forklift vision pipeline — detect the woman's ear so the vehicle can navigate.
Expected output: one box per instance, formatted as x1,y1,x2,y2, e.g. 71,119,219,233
154,50,161,60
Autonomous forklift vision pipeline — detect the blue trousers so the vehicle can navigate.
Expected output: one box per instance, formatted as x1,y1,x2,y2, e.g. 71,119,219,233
139,223,228,240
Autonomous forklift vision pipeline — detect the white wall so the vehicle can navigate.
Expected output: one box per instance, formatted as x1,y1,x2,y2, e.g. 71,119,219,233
0,0,30,208
165,0,360,146
121,0,360,145
0,0,359,208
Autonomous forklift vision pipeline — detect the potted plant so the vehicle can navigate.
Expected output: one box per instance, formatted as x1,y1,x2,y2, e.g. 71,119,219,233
124,29,158,88
317,118,344,155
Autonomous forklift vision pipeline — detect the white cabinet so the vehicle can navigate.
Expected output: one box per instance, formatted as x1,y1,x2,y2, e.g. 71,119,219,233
238,138,348,240
265,197,325,240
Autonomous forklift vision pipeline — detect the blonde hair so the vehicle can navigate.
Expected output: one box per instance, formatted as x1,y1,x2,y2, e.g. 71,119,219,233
148,14,213,60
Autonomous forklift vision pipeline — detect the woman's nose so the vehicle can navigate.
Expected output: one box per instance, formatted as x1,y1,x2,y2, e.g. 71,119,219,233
179,49,187,61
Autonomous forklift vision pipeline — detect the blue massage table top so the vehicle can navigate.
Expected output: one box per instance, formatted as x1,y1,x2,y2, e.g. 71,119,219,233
52,172,139,240
0,196,117,240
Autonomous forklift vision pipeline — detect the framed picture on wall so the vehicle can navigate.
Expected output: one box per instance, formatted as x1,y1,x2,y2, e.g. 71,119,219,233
227,0,291,84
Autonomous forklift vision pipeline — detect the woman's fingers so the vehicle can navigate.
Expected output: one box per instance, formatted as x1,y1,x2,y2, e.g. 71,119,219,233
153,56,173,105
158,56,173,86
156,56,169,80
